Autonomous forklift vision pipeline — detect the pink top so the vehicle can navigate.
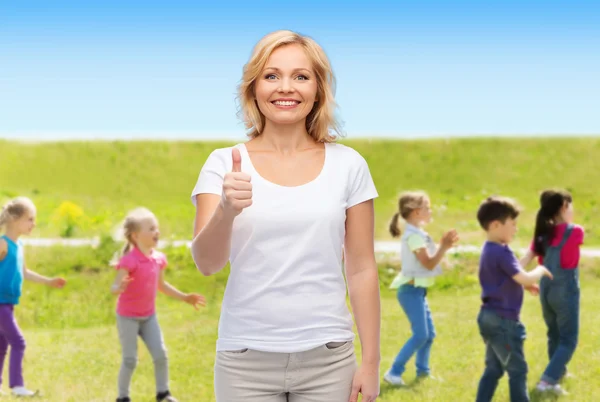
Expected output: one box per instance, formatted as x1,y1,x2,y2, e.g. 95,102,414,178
115,247,167,317
529,223,585,269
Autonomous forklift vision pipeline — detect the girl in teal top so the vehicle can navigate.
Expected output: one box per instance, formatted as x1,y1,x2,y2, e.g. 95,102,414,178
0,197,66,397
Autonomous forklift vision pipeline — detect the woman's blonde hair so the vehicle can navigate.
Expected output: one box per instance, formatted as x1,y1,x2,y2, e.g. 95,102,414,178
0,197,36,230
388,191,430,238
237,30,343,143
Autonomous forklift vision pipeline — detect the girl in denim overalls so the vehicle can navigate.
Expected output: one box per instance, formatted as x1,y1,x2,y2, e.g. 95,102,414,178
383,191,458,386
521,189,584,396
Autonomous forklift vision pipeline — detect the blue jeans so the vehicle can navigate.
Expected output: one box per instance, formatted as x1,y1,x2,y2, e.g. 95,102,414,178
390,284,435,377
476,309,529,402
539,269,580,384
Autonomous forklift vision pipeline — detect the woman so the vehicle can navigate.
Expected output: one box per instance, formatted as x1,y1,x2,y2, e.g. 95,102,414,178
191,30,380,402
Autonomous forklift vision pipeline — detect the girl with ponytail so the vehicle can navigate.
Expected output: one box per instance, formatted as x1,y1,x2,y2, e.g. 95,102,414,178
384,191,459,386
521,189,584,395
110,207,206,402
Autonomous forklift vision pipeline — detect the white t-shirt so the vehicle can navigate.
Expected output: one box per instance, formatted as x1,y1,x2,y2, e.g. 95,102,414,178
191,142,378,353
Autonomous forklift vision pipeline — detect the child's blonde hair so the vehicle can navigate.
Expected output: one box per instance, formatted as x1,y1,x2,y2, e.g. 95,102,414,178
111,207,157,265
388,191,429,238
0,197,36,230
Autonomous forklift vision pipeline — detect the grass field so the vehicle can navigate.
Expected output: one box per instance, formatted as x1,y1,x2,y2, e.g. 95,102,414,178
5,241,600,401
1,138,598,246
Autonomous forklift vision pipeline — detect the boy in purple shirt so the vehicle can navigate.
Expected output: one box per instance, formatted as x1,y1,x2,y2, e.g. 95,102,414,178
475,196,553,402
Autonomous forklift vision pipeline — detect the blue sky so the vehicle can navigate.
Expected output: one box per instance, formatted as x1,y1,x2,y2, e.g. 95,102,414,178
1,0,599,140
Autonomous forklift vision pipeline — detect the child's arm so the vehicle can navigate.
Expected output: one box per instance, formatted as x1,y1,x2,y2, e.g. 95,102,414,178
0,239,6,261
158,271,206,309
414,230,459,270
512,266,553,287
518,249,541,295
23,265,66,288
519,249,536,268
111,269,133,295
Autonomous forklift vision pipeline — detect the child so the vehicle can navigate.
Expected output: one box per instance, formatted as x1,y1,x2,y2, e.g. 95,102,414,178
475,196,552,402
520,189,583,395
111,207,206,402
0,197,66,397
383,191,459,386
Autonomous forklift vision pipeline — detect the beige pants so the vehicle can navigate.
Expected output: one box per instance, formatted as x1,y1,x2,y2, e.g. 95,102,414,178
214,341,357,402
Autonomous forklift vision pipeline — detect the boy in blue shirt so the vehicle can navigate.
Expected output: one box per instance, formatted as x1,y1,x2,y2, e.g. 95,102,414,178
475,196,552,402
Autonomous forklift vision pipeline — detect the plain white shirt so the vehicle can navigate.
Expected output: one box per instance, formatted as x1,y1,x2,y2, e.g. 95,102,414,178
191,142,378,353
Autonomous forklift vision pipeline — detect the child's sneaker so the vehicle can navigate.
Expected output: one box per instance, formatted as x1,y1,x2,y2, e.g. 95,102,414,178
156,390,178,402
559,371,575,382
383,370,405,386
116,398,131,402
11,386,38,397
417,373,442,382
536,381,569,395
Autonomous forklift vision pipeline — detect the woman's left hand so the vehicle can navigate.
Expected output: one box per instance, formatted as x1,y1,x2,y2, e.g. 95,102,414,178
349,362,380,402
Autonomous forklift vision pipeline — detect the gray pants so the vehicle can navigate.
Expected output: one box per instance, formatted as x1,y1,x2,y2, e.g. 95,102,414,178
117,314,169,398
214,341,357,401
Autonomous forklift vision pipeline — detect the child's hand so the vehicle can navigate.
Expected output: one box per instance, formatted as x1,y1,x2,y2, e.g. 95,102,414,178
540,266,554,280
113,275,133,294
183,293,206,310
441,229,459,250
525,283,540,296
48,277,67,289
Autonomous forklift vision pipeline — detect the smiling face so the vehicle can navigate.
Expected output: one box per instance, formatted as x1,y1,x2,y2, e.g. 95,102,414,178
253,44,319,128
131,216,160,250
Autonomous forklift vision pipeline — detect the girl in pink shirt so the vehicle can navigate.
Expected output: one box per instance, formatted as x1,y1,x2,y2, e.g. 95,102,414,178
521,189,584,396
110,207,205,402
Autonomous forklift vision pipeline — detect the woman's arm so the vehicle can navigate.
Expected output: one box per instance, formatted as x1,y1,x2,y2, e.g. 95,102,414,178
344,199,380,401
191,148,252,276
344,200,380,364
191,194,236,276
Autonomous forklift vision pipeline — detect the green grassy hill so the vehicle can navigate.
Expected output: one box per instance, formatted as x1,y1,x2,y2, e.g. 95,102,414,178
12,243,600,401
1,138,598,246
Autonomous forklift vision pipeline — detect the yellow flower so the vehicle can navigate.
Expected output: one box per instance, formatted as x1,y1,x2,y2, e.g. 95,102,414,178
52,201,87,238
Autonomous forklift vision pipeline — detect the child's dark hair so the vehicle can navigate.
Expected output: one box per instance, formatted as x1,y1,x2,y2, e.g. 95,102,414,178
477,196,521,230
389,191,429,238
533,189,572,256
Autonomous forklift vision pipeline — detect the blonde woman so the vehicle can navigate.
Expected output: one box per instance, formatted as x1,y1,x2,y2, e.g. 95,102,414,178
191,30,380,402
